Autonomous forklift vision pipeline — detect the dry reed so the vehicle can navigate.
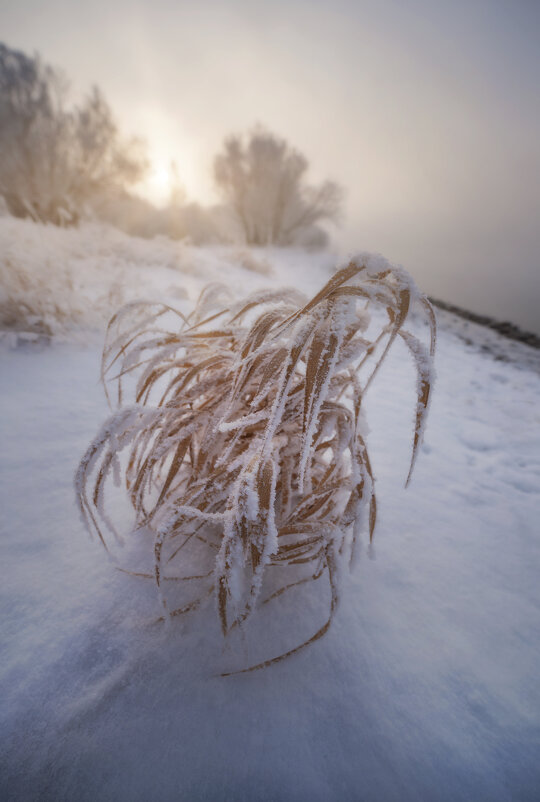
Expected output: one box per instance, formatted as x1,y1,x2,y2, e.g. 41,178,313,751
75,259,436,672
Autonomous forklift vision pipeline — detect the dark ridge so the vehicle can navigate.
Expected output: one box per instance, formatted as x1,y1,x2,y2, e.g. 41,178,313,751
429,298,540,350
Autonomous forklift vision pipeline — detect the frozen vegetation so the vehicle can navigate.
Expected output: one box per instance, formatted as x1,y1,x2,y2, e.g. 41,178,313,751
0,216,298,341
75,256,435,672
1,218,540,800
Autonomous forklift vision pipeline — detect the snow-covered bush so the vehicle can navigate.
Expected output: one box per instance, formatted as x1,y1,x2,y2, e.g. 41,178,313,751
76,261,436,672
0,217,198,339
214,125,343,247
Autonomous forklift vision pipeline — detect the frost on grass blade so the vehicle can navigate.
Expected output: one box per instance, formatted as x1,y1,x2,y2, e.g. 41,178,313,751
75,258,436,673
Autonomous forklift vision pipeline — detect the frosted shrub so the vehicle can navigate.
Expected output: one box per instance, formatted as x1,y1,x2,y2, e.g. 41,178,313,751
0,217,190,339
76,260,436,672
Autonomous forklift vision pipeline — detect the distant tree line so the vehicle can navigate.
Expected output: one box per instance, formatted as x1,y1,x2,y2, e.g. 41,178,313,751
0,42,343,247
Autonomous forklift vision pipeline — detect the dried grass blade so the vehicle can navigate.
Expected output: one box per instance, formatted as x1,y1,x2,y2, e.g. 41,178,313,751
399,329,434,486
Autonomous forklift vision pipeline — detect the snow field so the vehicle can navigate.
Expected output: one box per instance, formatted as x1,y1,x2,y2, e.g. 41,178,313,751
1,220,539,800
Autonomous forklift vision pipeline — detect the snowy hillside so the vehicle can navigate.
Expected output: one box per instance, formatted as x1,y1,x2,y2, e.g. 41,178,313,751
1,219,539,801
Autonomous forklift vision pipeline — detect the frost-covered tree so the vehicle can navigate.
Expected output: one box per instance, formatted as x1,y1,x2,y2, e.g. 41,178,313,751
214,126,343,247
0,43,147,225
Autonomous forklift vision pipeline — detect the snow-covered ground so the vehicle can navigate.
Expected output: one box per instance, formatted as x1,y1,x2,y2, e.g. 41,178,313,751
1,220,539,801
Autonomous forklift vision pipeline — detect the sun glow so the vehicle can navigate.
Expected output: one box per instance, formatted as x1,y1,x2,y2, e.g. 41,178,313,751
135,149,214,208
137,161,175,206
126,103,215,207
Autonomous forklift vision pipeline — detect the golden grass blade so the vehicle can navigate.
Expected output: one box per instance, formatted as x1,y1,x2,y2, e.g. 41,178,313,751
399,329,435,487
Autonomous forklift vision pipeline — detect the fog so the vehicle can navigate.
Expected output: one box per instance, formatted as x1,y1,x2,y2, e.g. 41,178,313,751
2,0,539,331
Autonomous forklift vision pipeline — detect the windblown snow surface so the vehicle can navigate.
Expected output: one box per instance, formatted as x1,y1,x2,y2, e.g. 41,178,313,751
1,220,540,801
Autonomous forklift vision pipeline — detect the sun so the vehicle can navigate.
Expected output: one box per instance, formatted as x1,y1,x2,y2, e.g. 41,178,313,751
139,161,175,206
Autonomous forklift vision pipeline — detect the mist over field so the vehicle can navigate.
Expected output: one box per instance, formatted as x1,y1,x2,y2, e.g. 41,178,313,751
2,0,539,331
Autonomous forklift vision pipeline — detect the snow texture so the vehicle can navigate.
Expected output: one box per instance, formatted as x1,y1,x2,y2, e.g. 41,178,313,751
1,220,540,801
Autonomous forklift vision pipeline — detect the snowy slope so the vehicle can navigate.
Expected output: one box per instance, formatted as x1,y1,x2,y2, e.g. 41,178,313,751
1,221,539,801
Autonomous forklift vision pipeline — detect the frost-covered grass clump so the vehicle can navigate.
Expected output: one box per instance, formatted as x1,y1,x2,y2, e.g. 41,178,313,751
76,260,436,672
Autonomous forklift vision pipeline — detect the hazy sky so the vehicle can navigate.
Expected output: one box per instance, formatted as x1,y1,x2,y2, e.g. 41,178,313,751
3,0,540,331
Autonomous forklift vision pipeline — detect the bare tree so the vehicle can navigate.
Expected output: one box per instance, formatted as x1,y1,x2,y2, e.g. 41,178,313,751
0,43,147,225
214,126,343,246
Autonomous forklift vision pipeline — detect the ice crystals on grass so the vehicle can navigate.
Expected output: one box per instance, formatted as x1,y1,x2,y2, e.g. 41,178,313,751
76,258,436,672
